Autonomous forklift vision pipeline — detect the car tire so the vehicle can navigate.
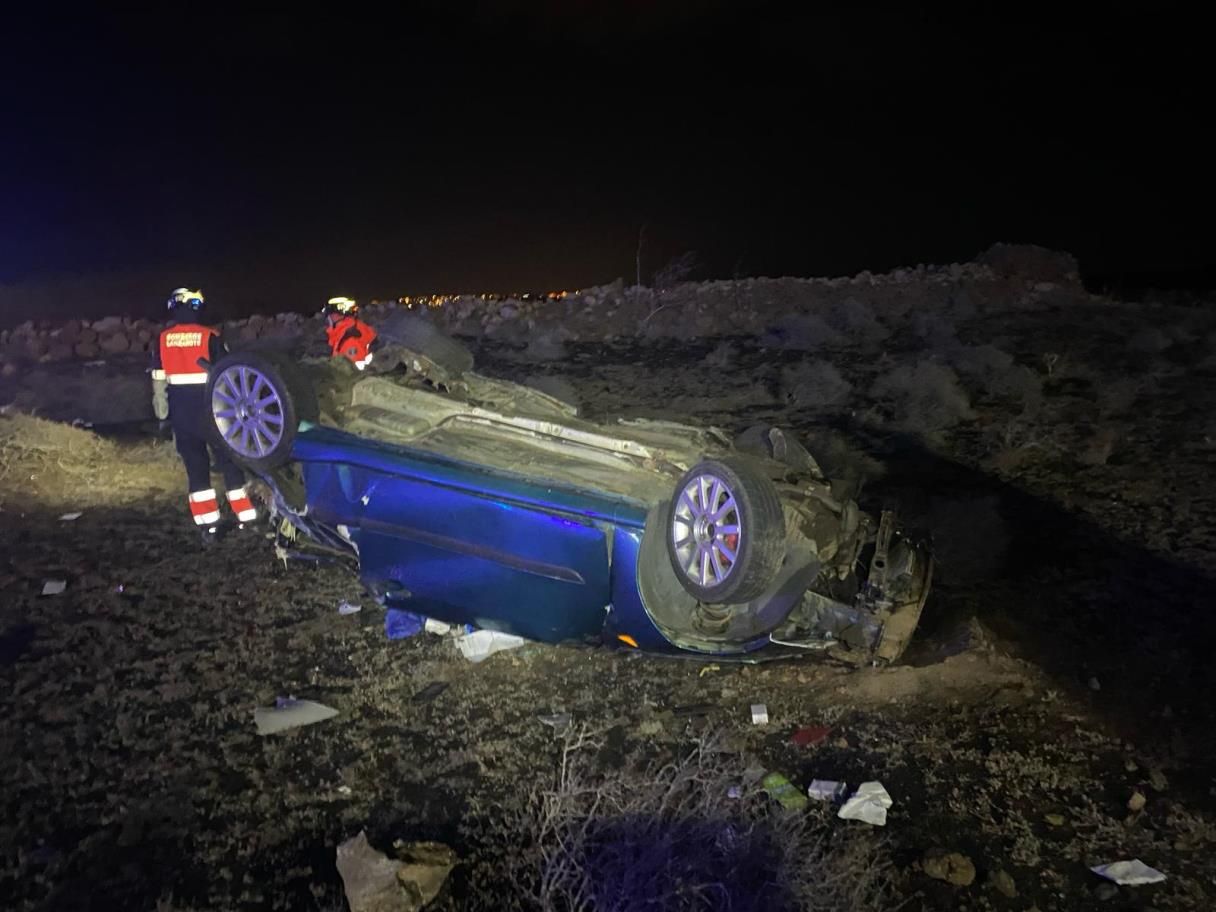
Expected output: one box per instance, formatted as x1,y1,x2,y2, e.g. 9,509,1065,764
665,457,786,604
207,351,317,472
378,313,475,375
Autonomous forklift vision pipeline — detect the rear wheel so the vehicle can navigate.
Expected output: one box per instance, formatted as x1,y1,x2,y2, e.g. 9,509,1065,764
665,457,786,604
208,352,316,472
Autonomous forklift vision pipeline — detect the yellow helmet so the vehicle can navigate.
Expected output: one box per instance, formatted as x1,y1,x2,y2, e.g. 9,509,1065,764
167,288,205,311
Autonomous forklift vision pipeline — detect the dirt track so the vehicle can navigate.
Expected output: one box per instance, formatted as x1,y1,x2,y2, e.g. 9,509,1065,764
2,295,1216,910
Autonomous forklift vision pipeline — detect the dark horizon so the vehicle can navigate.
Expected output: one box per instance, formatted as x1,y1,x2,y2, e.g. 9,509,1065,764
3,3,1212,321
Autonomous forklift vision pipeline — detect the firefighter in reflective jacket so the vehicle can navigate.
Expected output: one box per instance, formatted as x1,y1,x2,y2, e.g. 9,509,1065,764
324,296,377,370
150,288,256,544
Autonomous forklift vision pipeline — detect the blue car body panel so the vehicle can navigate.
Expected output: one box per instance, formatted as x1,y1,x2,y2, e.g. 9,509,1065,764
292,425,675,647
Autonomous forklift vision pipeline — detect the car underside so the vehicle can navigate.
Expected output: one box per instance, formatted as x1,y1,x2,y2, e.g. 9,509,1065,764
208,319,932,663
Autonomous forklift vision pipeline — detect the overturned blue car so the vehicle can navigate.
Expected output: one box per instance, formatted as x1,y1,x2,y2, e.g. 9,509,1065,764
206,318,931,663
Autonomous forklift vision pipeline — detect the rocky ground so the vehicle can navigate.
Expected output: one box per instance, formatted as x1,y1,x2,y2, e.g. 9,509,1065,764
2,261,1216,911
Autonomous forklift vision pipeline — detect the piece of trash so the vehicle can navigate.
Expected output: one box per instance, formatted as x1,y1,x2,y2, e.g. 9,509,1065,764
424,617,453,635
762,772,808,810
385,608,425,640
411,681,449,703
113,584,125,594
336,830,457,912
58,512,82,521
337,785,352,796
1090,859,1167,885
1044,813,1066,827
41,580,67,596
727,785,742,799
751,703,769,725
253,697,339,735
838,781,893,825
338,600,362,616
1127,790,1147,813
538,712,572,734
791,725,832,748
698,663,721,677
807,779,848,802
455,629,527,663
671,702,714,717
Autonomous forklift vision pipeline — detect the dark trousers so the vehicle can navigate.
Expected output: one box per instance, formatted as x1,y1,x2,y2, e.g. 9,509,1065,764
169,387,245,494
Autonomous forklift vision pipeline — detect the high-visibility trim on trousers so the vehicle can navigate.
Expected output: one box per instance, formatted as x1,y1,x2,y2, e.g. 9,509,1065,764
167,373,208,385
188,488,220,526
226,487,257,523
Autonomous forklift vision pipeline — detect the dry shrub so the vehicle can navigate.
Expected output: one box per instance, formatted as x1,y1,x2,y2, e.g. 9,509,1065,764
524,330,572,362
950,345,1044,417
780,361,853,410
826,297,890,348
870,361,976,434
1126,327,1173,354
759,313,845,351
465,729,896,912
0,411,178,507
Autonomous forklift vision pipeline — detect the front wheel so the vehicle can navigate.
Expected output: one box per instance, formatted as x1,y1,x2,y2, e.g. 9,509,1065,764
208,352,316,472
665,457,786,604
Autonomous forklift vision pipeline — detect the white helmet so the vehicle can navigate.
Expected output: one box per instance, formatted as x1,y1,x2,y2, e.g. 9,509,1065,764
167,288,205,311
326,296,358,316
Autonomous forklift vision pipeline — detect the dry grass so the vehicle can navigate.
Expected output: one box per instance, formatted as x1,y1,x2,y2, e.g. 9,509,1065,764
465,728,897,912
0,411,180,509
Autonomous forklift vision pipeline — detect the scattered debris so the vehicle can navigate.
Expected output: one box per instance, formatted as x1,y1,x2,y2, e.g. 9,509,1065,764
1127,790,1147,813
338,785,353,796
538,712,572,734
338,600,362,616
790,724,832,748
726,785,742,799
1090,859,1167,885
807,779,848,802
58,512,82,521
1044,813,1066,827
838,781,893,826
1148,768,1169,792
761,772,808,810
40,580,66,596
423,618,452,635
253,697,339,736
698,663,721,677
454,629,527,663
385,608,425,640
410,682,448,703
922,849,976,886
750,703,769,725
336,830,456,912
991,868,1017,898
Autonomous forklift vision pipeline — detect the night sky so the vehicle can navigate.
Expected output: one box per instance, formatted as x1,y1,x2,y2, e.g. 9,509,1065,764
2,3,1211,318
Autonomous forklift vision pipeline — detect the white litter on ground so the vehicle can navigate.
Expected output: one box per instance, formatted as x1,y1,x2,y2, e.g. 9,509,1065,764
58,512,83,521
41,580,67,596
454,629,527,663
808,779,848,802
1090,859,1167,885
837,781,894,825
750,703,769,725
253,697,339,735
338,601,362,615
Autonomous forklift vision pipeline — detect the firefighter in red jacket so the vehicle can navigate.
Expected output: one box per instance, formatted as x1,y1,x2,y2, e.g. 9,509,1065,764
151,288,256,544
324,296,377,369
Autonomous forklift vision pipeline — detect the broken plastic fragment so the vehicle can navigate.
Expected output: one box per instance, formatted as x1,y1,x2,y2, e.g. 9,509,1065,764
254,697,339,735
1090,859,1166,885
41,580,67,596
58,512,82,521
762,772,808,810
751,703,769,725
455,629,526,663
338,601,362,616
538,712,572,734
838,781,893,825
385,608,425,640
808,779,848,802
